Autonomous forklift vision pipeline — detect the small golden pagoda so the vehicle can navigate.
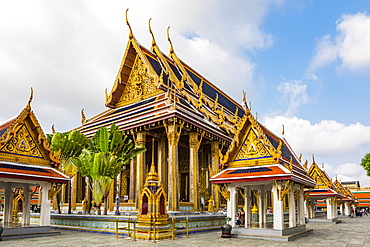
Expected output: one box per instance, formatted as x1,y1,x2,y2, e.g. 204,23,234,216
136,141,169,240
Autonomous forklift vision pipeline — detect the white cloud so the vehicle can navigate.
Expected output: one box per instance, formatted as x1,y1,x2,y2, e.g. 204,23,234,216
276,79,309,116
263,116,370,157
309,12,370,74
263,115,370,186
0,0,279,131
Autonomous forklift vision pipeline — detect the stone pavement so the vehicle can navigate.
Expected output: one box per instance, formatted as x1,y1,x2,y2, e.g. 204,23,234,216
3,215,370,247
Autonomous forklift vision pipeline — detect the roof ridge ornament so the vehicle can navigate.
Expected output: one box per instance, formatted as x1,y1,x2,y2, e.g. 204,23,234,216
27,87,33,109
125,8,133,40
167,26,174,54
81,109,87,124
149,18,156,48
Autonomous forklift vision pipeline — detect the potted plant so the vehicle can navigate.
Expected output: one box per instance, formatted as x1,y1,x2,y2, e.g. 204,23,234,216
221,216,232,238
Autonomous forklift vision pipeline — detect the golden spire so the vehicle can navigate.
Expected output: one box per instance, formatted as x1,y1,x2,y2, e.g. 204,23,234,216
51,124,56,134
282,124,285,136
147,138,159,183
312,154,316,164
125,8,133,40
27,87,34,109
167,26,174,54
149,18,156,48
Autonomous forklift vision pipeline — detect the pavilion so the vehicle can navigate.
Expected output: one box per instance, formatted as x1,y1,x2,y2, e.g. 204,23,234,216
0,91,69,238
305,158,346,222
210,107,316,240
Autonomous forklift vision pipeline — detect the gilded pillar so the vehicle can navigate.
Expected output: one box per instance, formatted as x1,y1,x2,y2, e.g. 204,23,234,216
129,159,136,202
164,120,184,211
71,175,77,210
157,136,167,192
210,140,220,211
108,180,115,211
135,131,146,209
189,132,202,211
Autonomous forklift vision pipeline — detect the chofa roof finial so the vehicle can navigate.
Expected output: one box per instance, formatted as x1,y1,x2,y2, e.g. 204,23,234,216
149,18,156,47
167,26,174,54
27,87,33,108
125,8,133,40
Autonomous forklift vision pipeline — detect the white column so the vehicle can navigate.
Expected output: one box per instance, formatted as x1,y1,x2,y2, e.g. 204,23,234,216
333,199,338,219
40,183,51,226
298,189,305,225
326,197,333,220
345,203,350,216
259,188,265,227
227,185,237,227
3,183,13,223
309,199,315,219
288,185,296,228
22,185,31,225
273,182,284,230
244,187,250,228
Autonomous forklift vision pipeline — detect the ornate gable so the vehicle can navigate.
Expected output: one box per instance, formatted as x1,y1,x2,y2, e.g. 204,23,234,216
307,161,331,189
0,91,58,166
105,31,164,108
220,109,281,168
117,55,162,105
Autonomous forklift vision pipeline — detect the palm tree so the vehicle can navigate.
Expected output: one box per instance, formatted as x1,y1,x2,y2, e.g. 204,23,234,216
74,124,145,215
47,130,88,214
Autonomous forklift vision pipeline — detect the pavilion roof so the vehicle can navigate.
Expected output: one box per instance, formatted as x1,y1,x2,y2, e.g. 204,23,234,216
0,90,69,184
76,22,246,140
210,107,315,187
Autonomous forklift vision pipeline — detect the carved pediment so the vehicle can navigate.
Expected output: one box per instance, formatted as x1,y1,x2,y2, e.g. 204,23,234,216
118,56,162,106
0,124,43,158
235,128,270,160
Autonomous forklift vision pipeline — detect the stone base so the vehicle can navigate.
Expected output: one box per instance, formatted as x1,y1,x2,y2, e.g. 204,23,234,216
135,225,171,240
232,225,313,241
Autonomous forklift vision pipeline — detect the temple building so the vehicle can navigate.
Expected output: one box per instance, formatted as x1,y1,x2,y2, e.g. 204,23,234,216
210,107,316,239
69,18,246,213
0,91,69,236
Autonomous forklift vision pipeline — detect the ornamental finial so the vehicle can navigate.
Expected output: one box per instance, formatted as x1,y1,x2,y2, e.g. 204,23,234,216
51,124,56,134
149,18,156,47
242,91,247,109
81,109,87,124
282,124,285,136
27,87,34,108
312,154,315,164
125,8,133,39
167,26,174,54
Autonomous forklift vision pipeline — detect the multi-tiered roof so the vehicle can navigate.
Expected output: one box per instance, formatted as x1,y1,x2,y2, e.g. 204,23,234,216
75,17,244,143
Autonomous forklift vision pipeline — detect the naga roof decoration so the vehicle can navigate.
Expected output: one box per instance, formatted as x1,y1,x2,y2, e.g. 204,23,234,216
0,89,69,184
210,106,315,187
76,15,245,140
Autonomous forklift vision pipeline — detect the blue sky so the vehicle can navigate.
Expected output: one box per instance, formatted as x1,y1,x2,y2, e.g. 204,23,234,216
1,0,370,185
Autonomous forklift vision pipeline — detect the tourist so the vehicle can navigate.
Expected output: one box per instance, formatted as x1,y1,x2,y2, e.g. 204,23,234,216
235,213,241,227
240,208,245,226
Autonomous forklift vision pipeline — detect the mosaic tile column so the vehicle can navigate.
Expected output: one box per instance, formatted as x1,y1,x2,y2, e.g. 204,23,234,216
189,132,201,211
129,159,135,202
135,131,146,210
157,137,167,193
211,140,220,211
164,119,183,211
